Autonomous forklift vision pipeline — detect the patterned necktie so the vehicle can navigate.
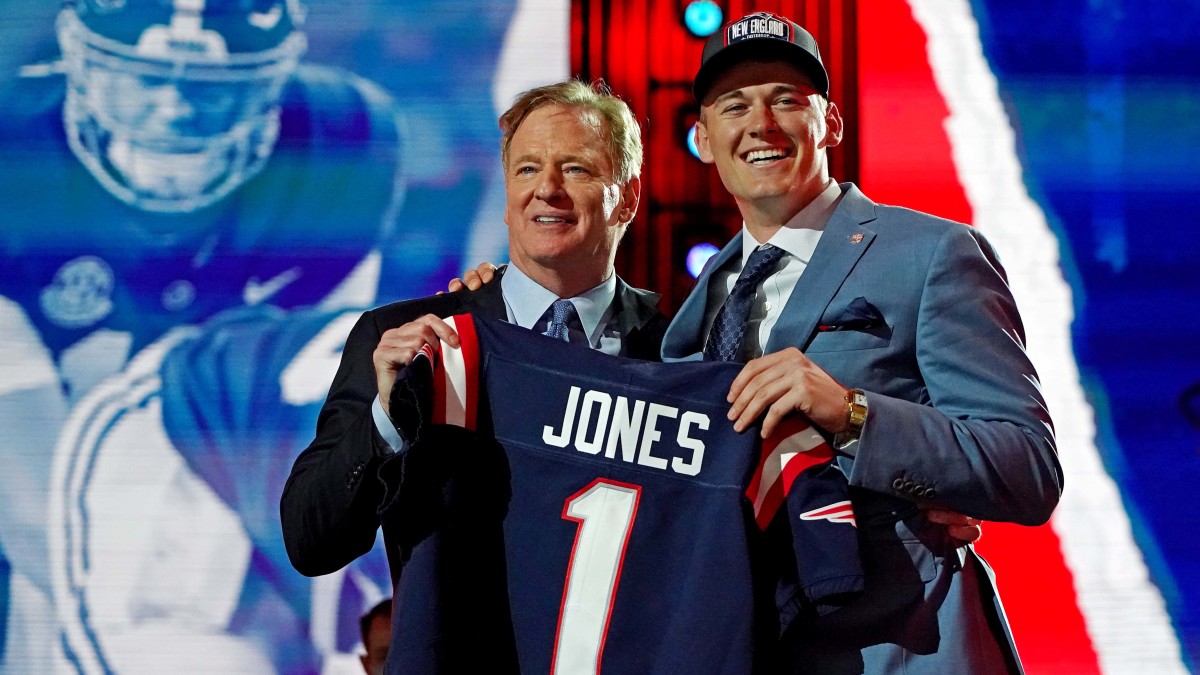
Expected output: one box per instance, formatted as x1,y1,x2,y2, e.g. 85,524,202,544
703,244,787,362
542,298,580,343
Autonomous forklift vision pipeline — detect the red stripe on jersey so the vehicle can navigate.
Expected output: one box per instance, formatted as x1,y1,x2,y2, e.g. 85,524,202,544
453,314,480,431
746,416,837,530
429,341,447,426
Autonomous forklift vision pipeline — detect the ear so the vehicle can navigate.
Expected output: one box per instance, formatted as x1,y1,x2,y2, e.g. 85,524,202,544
618,175,642,224
694,119,716,164
822,101,844,149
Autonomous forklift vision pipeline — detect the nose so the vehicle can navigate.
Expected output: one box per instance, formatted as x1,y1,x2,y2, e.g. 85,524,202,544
534,167,566,201
748,103,779,136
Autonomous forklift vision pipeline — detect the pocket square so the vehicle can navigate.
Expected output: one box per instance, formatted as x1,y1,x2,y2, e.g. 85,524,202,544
818,297,885,332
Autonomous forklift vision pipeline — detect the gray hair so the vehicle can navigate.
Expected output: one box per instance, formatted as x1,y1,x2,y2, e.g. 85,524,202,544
500,79,643,184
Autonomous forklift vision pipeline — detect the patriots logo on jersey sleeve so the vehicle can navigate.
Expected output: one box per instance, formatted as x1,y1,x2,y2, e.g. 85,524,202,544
799,501,857,526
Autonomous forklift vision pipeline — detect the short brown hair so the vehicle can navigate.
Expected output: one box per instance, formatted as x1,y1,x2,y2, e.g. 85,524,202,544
499,79,643,184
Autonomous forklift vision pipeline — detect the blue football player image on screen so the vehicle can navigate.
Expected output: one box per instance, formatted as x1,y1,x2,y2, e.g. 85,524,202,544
0,0,530,671
0,0,400,670
1,0,404,367
57,0,308,214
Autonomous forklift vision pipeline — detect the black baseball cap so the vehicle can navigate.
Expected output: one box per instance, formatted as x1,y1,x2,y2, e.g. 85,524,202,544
693,11,829,103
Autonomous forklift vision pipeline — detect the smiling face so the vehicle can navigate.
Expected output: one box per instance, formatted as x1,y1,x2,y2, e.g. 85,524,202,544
504,104,640,295
695,59,842,233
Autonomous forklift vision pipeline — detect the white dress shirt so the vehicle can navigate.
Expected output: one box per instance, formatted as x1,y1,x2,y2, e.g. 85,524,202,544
372,265,620,453
701,180,843,361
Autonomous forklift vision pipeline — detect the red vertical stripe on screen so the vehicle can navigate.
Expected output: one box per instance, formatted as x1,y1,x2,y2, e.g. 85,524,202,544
858,2,1101,672
858,1,970,223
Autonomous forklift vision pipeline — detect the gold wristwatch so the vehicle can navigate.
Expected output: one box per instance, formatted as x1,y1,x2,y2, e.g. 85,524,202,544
842,388,868,444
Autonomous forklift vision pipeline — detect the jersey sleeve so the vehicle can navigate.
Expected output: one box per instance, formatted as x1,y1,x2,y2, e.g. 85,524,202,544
747,417,865,631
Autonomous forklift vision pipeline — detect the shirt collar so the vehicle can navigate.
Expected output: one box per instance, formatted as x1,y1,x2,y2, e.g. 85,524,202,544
741,180,842,263
500,264,617,340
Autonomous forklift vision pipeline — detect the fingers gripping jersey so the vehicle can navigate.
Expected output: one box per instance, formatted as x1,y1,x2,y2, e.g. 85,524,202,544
381,315,864,674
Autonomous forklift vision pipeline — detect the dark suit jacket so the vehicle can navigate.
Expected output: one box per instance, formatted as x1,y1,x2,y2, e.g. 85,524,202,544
280,267,667,578
663,184,1064,674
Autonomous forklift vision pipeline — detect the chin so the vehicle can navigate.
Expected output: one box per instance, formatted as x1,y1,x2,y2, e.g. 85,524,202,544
520,246,570,266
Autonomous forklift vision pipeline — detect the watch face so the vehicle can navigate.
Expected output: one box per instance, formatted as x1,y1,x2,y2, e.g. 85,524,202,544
848,390,868,429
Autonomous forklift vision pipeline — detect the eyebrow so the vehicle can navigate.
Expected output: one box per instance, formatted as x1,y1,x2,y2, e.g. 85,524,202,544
558,153,598,166
713,82,808,105
510,152,598,167
713,89,748,106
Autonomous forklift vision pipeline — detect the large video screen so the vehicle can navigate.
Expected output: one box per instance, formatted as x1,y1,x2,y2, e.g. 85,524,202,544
0,1,567,672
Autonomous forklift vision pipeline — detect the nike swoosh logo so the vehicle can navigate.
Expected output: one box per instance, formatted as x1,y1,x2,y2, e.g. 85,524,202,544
248,6,283,30
244,267,303,306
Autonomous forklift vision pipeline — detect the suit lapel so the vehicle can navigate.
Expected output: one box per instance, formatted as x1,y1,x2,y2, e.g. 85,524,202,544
612,279,661,330
612,278,665,359
662,233,744,360
766,185,878,354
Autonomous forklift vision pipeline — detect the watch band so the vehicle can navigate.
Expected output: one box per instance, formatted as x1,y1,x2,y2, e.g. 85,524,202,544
844,388,868,441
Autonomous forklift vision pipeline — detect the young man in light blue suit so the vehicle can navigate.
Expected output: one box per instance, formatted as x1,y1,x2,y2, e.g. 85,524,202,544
665,11,1063,674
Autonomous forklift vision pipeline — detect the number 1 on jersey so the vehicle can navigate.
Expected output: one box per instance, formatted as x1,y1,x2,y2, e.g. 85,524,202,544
552,479,642,674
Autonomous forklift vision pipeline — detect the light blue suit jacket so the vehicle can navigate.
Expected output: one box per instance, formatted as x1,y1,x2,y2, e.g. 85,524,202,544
662,184,1063,674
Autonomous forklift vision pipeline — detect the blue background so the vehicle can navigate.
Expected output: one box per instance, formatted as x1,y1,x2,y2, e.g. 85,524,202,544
973,0,1200,666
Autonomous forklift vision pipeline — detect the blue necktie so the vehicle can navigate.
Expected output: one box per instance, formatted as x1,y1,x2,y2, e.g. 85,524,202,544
703,244,787,362
542,299,580,343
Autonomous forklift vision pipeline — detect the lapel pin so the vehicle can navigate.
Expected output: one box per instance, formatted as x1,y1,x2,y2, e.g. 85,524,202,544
849,233,864,244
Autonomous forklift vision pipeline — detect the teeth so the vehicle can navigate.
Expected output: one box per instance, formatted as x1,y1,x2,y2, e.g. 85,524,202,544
746,149,786,163
535,216,566,223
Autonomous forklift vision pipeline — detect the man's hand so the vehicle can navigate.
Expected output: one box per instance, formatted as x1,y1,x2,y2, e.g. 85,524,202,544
373,314,460,418
727,347,850,438
445,262,499,293
924,508,983,545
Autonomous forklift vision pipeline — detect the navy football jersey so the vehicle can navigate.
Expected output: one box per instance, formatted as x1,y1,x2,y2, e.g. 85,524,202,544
381,315,863,674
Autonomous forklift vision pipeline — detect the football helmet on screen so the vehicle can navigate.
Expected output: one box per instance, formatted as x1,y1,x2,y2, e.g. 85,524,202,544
57,0,307,213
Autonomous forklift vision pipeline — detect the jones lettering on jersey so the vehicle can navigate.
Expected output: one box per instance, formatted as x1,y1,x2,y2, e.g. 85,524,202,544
543,386,708,477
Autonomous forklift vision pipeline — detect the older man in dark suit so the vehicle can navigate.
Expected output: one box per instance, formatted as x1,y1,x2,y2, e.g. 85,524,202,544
280,78,665,578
